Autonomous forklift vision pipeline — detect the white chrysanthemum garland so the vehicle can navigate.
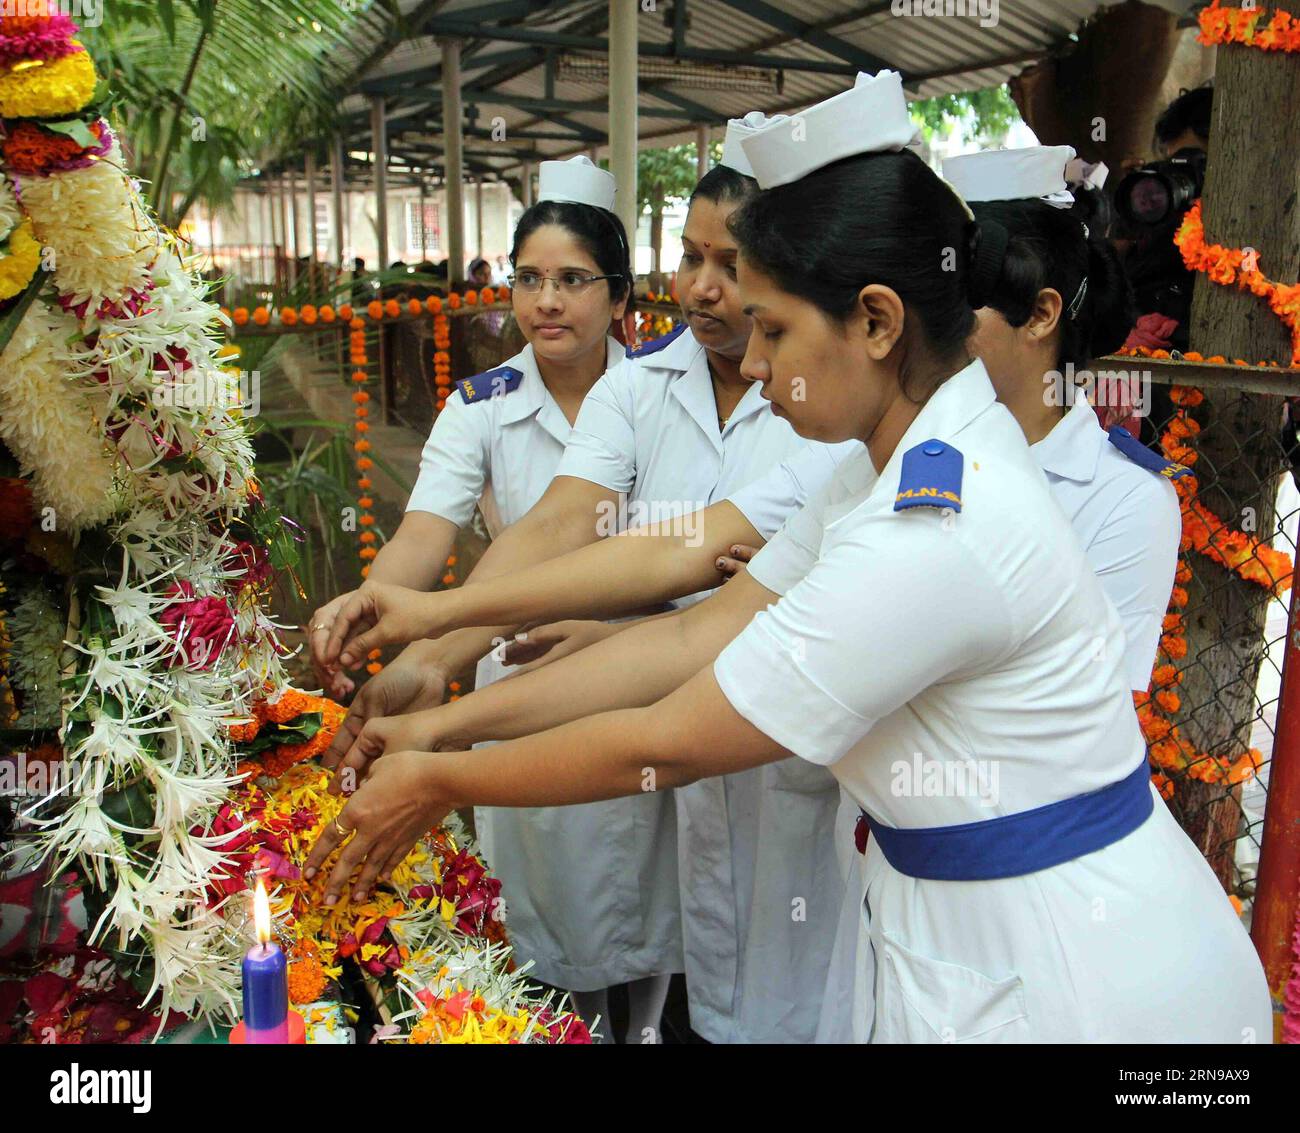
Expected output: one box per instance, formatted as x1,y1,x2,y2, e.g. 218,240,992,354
0,297,121,531
1,134,299,1020
16,140,155,307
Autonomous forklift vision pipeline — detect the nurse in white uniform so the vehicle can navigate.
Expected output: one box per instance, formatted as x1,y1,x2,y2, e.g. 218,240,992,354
811,145,1189,1038
321,117,854,1044
308,71,1271,1045
316,157,683,1042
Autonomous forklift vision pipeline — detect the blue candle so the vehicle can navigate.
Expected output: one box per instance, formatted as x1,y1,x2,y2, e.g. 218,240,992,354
242,880,289,1043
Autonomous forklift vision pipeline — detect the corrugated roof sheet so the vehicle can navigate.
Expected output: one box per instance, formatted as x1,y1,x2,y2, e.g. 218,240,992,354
328,0,1197,176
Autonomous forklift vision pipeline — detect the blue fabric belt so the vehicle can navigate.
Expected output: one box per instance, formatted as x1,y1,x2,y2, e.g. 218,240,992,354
857,760,1154,881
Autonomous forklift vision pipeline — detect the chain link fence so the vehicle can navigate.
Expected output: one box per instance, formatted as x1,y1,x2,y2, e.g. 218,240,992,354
1130,370,1298,920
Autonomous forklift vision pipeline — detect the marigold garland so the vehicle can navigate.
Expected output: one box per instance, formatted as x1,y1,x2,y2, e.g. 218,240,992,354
0,43,97,118
2,117,111,176
1174,200,1300,366
1197,0,1300,53
0,217,41,300
1129,375,1291,795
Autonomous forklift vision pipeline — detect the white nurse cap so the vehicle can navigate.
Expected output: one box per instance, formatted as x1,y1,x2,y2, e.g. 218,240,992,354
738,71,920,191
719,111,785,178
1065,156,1109,193
537,155,617,211
943,145,1078,209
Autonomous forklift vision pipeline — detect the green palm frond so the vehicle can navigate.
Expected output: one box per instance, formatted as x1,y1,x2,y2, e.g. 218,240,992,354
82,0,393,227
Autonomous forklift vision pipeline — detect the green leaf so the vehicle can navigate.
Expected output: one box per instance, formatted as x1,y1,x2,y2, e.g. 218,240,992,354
43,118,101,148
99,780,155,831
158,0,177,42
0,269,48,363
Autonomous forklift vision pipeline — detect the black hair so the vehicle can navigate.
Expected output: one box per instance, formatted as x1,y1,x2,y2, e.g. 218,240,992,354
970,198,1135,371
728,150,976,398
510,200,633,303
1155,84,1213,150
689,163,758,209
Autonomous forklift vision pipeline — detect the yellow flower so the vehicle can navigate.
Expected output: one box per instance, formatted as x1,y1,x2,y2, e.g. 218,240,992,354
0,47,98,118
0,220,41,301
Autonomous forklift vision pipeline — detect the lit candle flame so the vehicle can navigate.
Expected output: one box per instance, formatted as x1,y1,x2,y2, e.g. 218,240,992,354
253,877,272,946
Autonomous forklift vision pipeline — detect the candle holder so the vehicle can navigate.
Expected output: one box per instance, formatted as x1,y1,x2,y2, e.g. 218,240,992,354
229,1009,307,1045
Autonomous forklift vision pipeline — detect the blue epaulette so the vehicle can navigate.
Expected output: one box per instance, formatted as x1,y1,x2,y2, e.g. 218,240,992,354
456,365,525,405
894,439,964,513
626,322,688,360
1106,426,1191,480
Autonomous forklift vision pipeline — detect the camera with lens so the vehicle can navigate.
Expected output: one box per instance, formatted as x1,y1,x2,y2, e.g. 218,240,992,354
1114,147,1207,227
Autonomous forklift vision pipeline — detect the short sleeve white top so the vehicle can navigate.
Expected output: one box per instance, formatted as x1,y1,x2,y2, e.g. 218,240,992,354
715,359,1146,828
1031,390,1181,690
405,337,625,537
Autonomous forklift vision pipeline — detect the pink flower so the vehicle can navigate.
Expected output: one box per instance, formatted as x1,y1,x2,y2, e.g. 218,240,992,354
225,539,272,587
158,581,236,670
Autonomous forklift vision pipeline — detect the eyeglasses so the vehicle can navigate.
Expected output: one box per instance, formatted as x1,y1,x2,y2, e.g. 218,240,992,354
508,270,620,296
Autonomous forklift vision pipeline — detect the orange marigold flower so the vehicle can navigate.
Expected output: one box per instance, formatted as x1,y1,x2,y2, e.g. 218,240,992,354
233,307,249,326
339,304,354,320
355,439,371,453
352,371,368,383
360,531,376,544
385,299,401,318
320,305,336,322
253,307,270,326
301,305,318,325
360,547,378,560
355,421,369,433
442,573,455,585
481,287,495,304
359,478,372,490
426,295,443,314
280,306,298,326
448,292,462,309
359,514,375,526
368,300,384,320
352,390,370,404
408,299,423,316
464,289,478,305
357,457,374,470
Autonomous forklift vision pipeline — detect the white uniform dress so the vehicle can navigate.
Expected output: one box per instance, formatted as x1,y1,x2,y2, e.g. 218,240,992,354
718,359,1270,1043
555,322,855,1040
407,337,682,992
786,388,1188,1039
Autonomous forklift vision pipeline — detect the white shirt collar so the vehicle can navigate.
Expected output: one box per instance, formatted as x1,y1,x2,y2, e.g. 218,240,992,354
1031,388,1105,484
878,357,999,480
666,328,769,448
500,337,624,439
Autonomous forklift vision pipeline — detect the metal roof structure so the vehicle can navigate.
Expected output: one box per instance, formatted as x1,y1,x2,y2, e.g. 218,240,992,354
303,0,1198,186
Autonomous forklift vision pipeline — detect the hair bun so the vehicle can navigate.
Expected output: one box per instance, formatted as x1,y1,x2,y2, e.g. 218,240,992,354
966,219,1010,309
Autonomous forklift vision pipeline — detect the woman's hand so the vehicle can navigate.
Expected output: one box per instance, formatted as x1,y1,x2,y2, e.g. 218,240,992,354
715,543,760,580
321,640,453,774
500,619,621,673
306,591,357,699
322,581,447,670
303,751,455,905
325,708,460,796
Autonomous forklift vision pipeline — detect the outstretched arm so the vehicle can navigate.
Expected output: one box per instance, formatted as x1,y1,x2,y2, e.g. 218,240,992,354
307,660,787,902
323,570,777,779
325,498,764,668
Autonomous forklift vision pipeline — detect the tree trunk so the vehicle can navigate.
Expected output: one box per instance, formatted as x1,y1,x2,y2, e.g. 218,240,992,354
1008,0,1179,170
650,205,664,276
1179,2,1300,891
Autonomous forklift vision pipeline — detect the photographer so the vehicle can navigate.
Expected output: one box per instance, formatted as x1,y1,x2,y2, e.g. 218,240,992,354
1113,84,1212,355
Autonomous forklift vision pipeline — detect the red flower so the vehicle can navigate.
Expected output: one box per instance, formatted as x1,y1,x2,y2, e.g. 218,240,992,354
159,582,236,670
